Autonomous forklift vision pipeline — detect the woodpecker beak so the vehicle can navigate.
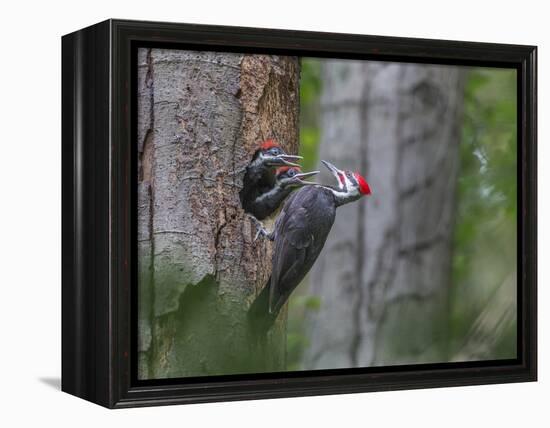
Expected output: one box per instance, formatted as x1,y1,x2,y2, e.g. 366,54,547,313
321,160,344,186
265,154,302,168
279,154,302,167
294,170,320,185
281,154,303,161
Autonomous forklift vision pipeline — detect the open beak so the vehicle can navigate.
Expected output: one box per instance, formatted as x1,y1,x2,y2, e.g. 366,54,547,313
321,160,344,184
295,170,320,185
281,154,302,161
267,154,302,167
279,154,302,167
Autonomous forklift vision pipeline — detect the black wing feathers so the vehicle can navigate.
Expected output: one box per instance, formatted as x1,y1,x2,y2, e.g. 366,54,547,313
269,187,336,315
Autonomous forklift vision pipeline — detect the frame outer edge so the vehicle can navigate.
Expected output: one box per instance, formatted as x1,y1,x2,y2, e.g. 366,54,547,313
527,46,537,381
61,19,113,408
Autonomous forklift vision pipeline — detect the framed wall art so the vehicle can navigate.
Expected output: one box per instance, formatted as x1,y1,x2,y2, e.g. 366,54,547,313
62,19,537,408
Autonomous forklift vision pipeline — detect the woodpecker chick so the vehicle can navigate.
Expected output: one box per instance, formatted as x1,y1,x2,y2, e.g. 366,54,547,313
240,140,303,219
249,166,319,221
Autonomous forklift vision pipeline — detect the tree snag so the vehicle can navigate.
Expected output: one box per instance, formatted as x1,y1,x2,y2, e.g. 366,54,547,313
137,48,299,379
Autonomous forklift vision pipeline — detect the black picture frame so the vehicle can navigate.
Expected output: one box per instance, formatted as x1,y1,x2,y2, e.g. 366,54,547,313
62,19,537,408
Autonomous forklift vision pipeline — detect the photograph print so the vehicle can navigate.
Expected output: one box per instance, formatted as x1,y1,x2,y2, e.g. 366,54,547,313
136,47,517,380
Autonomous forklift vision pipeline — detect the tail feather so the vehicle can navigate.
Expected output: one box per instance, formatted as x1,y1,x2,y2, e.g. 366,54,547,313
248,277,278,334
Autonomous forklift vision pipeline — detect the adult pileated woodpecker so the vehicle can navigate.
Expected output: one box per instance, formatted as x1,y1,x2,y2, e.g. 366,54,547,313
248,166,319,221
249,160,371,330
240,140,303,219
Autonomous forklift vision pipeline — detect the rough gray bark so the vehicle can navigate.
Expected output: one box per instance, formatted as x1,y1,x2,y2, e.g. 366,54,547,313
137,48,299,379
304,61,465,369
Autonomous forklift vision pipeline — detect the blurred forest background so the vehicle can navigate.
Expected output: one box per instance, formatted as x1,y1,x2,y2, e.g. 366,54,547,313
287,58,517,370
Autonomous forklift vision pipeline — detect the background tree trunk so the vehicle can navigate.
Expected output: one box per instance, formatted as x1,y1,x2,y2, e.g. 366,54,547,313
137,48,299,379
304,61,465,369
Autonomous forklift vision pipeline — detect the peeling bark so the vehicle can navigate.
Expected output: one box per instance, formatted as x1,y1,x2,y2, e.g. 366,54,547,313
304,61,465,369
137,48,299,378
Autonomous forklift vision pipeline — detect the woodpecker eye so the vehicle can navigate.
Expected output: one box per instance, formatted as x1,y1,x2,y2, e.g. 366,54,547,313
269,148,281,156
347,172,359,186
288,169,296,177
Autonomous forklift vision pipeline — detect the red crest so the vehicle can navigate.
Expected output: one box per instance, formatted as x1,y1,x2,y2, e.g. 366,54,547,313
276,166,300,175
260,139,279,151
354,172,372,195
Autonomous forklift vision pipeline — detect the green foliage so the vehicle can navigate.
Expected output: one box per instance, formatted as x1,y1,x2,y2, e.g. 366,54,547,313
284,58,324,370
449,67,518,359
292,295,322,311
298,59,322,172
300,59,322,106
286,292,322,371
299,127,321,173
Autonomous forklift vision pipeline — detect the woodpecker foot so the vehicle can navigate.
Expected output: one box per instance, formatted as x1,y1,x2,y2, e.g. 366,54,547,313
247,214,273,241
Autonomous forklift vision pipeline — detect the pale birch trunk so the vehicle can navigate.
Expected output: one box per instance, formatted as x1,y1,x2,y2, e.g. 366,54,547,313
137,48,299,379
304,61,465,369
